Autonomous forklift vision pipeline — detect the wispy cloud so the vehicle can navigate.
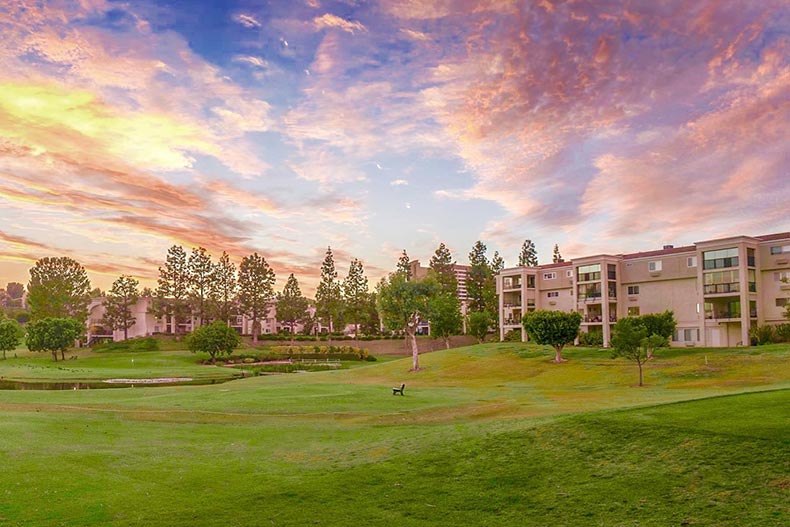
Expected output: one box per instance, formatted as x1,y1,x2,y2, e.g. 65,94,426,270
234,13,262,28
313,13,366,34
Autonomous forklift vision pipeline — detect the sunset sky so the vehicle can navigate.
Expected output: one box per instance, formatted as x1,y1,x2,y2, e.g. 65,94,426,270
1,0,789,294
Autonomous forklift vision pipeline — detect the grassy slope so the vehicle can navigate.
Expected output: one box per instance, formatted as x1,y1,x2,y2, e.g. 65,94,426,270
0,343,787,526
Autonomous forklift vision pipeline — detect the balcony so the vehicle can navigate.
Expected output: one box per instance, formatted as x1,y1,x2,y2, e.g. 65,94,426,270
502,280,522,290
704,283,740,295
705,311,741,320
582,315,618,323
503,302,522,308
503,318,522,326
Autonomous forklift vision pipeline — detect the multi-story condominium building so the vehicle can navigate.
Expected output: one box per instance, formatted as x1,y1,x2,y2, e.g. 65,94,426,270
408,259,471,333
496,232,790,348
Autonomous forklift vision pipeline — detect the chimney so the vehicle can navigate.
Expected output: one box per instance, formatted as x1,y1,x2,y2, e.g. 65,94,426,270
662,245,674,250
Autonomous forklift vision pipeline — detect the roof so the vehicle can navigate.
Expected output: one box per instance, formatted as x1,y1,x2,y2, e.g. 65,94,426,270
538,261,572,269
755,232,790,242
622,244,696,260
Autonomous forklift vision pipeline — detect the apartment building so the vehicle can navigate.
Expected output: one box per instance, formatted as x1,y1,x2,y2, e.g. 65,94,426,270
408,259,471,333
496,232,790,347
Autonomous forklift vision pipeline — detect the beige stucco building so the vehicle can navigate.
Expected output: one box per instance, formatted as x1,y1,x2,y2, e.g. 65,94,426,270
496,232,790,347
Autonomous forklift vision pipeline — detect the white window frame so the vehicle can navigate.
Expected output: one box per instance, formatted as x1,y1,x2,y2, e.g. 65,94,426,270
543,272,557,280
687,256,697,268
627,285,640,295
566,270,573,278
648,260,662,272
770,245,790,255
774,271,790,282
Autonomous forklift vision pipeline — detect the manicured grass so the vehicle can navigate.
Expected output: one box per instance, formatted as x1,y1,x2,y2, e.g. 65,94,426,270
0,342,787,526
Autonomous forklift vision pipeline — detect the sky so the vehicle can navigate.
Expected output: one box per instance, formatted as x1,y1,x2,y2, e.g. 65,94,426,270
1,0,789,295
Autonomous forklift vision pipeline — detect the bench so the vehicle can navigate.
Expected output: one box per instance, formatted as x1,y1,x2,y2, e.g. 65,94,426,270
392,383,405,396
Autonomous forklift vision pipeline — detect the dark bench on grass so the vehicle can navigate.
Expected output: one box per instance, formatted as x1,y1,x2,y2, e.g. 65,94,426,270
392,383,405,396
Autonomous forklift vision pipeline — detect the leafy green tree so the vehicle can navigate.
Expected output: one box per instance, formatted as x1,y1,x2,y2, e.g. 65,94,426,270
522,310,582,363
277,274,309,343
152,245,190,336
611,317,666,386
101,275,140,341
187,320,241,364
5,282,24,300
552,244,563,263
396,250,412,279
27,257,91,323
209,252,238,325
377,273,438,371
315,247,343,342
360,292,381,336
343,259,369,339
0,318,24,359
467,310,492,344
238,253,275,344
26,317,83,361
428,293,463,349
429,242,457,295
188,247,213,326
639,311,676,358
518,239,538,267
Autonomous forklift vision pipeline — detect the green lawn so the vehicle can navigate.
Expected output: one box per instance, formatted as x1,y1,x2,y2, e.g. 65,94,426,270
0,342,787,526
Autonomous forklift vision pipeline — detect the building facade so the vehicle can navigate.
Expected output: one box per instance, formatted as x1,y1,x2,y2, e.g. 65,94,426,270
496,232,790,347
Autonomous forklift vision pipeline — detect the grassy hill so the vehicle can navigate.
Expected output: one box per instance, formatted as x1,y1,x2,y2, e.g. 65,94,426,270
0,342,787,526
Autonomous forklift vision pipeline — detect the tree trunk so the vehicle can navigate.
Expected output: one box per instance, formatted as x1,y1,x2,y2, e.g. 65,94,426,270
61,349,66,361
409,331,420,371
52,350,58,361
290,322,295,344
444,337,451,349
638,360,644,386
355,322,359,340
124,325,128,341
252,319,259,344
553,346,565,363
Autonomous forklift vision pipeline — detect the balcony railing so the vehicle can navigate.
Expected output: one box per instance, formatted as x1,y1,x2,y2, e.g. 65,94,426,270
705,311,740,320
583,315,617,323
704,283,740,294
503,302,522,308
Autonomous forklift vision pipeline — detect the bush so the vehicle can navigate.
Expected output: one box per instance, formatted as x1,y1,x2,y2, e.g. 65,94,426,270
774,323,790,343
749,325,776,346
269,345,372,360
503,329,522,342
578,331,603,347
93,337,159,352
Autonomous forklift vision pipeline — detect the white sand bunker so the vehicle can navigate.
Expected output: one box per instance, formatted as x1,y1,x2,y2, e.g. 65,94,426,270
103,378,193,384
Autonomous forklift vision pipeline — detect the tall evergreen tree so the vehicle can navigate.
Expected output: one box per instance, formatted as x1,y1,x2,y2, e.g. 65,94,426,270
238,253,275,343
429,242,457,295
518,239,538,267
209,252,238,325
553,244,563,263
492,251,505,273
396,249,412,279
188,247,213,326
101,275,140,340
27,257,91,323
467,241,493,313
343,259,369,339
276,274,309,343
153,245,190,336
315,247,343,341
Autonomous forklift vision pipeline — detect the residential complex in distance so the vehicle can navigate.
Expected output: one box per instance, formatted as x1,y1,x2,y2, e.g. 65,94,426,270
408,259,471,333
497,232,790,348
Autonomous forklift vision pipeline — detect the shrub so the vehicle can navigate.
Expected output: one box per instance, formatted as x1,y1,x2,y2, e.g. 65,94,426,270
93,337,159,352
503,329,522,342
774,323,790,343
578,331,603,347
749,324,775,346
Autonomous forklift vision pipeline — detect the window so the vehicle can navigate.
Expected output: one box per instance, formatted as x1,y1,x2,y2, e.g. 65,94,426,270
770,245,790,255
777,298,788,307
748,269,756,293
566,270,573,278
774,271,790,282
687,256,697,268
627,307,640,316
547,291,559,298
627,285,640,295
527,275,536,288
703,270,739,294
648,260,662,272
577,282,602,299
576,264,601,282
747,248,755,267
703,247,738,270
674,328,700,342
543,272,557,280
608,264,617,280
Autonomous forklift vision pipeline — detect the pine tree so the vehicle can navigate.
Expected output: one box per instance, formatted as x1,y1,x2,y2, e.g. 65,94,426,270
276,274,309,343
429,242,457,295
188,247,213,326
101,275,140,341
518,239,538,267
467,241,492,313
315,247,343,342
153,245,190,336
343,259,369,339
209,252,238,325
238,253,275,343
396,249,412,279
492,251,505,273
553,244,563,263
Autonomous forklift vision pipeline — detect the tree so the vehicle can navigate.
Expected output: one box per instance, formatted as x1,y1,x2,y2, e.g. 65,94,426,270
209,252,238,325
188,247,214,326
27,317,83,361
27,257,91,323
276,274,309,343
101,275,140,341
5,282,24,300
0,318,24,359
428,293,463,349
639,311,676,358
467,241,493,313
315,247,343,342
429,242,458,295
518,239,538,267
360,292,381,336
152,245,190,336
552,244,563,263
377,273,438,371
522,310,582,363
467,310,492,344
187,321,241,364
238,253,275,344
492,251,505,273
396,250,412,279
343,259,369,339
611,317,666,386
